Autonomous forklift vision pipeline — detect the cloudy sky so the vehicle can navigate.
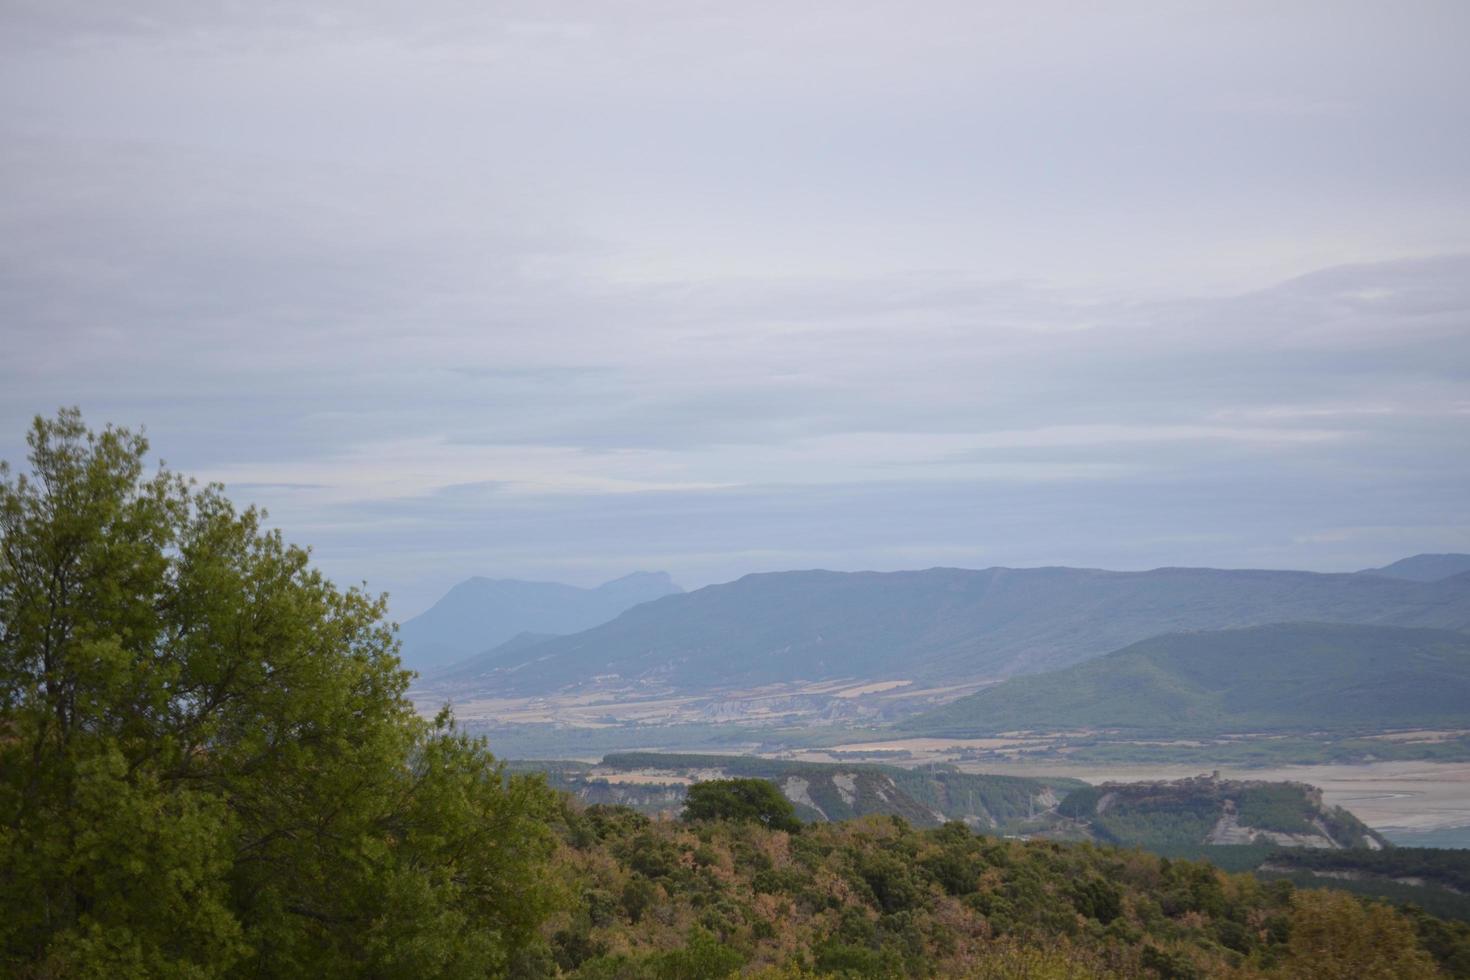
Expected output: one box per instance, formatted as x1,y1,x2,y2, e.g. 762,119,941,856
3,1,1468,618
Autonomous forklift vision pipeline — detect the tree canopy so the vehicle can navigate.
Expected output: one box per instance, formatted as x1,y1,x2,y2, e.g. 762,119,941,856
0,410,560,978
681,777,801,832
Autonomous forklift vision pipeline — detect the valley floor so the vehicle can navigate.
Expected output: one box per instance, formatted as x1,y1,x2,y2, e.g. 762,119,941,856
429,678,1470,843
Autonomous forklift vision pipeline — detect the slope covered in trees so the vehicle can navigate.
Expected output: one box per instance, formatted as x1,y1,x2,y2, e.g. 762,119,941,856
908,622,1470,736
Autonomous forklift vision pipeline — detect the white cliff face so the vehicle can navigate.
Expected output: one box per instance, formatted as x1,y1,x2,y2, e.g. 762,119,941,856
782,776,826,819
1205,809,1257,845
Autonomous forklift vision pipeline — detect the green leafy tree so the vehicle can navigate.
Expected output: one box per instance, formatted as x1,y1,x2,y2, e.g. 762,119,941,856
1281,889,1441,979
0,410,560,978
682,778,800,832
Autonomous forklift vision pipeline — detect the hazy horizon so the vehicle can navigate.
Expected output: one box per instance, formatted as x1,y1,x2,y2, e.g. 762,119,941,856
4,2,1468,618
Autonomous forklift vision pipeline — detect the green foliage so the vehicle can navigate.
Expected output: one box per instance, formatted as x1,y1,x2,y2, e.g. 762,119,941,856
683,778,801,832
1234,784,1318,835
812,940,905,977
0,410,561,977
1283,888,1441,978
1089,791,1220,850
574,928,744,979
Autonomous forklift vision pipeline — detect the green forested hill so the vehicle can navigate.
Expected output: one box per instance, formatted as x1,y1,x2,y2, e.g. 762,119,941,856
430,566,1470,696
908,622,1470,736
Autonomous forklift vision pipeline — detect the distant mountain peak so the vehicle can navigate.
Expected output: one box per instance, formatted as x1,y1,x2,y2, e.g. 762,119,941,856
598,570,681,591
396,571,682,673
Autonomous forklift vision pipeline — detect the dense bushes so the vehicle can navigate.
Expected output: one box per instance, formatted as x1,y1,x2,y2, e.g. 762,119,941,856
542,806,1469,977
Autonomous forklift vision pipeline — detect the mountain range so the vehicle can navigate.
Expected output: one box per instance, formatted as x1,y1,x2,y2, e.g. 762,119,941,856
396,571,681,673
422,559,1470,696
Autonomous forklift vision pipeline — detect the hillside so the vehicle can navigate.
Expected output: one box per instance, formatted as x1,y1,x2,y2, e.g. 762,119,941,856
434,631,561,682
396,571,681,673
522,753,1083,831
1045,775,1387,851
433,564,1470,696
908,622,1470,736
543,799,1469,978
1362,553,1470,583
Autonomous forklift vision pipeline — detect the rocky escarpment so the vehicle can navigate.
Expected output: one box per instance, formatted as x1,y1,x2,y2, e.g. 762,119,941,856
521,753,1081,831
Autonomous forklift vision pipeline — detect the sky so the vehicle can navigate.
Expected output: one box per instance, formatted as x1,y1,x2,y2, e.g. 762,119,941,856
2,1,1468,619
